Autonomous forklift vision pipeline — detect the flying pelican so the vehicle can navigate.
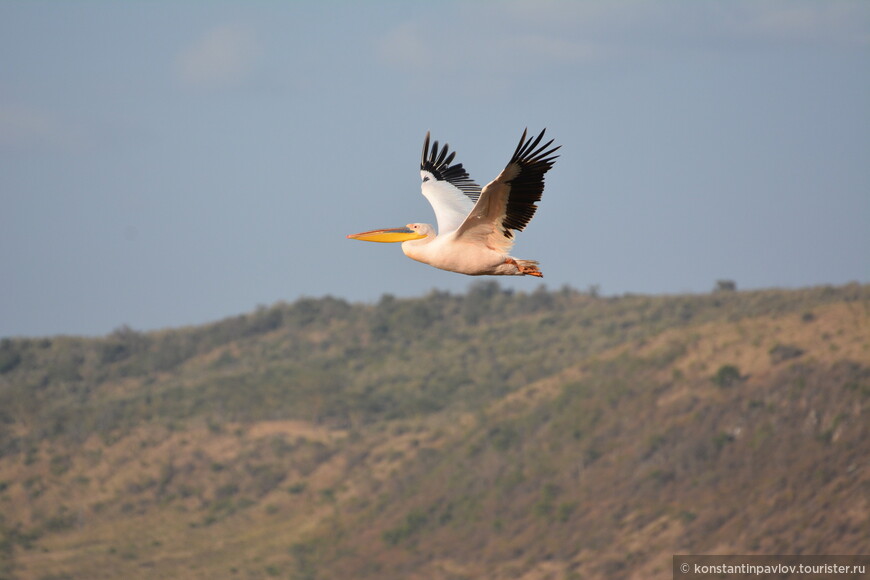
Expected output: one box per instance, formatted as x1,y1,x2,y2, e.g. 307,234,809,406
347,129,560,277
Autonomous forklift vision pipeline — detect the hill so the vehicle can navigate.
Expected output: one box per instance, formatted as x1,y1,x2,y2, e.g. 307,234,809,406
0,282,868,579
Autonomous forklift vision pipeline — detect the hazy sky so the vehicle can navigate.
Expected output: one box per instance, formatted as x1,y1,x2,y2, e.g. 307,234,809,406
2,1,869,337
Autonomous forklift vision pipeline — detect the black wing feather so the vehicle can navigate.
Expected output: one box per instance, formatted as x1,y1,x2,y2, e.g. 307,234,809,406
421,131,481,202
500,128,560,237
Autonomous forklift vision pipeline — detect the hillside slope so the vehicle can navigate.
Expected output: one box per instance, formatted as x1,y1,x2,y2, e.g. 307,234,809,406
0,283,868,579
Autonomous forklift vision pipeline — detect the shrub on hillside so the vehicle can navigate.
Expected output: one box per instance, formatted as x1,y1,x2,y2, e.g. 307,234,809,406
712,364,743,388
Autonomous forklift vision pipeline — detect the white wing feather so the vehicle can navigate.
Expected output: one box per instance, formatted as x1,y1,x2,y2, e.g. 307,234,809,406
421,172,476,236
419,132,481,236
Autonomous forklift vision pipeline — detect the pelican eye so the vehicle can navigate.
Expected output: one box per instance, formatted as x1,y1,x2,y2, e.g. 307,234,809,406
422,176,430,182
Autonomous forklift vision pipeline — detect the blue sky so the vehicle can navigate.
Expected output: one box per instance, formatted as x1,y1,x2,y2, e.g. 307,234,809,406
2,1,869,337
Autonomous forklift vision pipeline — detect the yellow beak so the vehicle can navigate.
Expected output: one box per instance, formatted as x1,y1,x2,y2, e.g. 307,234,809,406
346,227,426,243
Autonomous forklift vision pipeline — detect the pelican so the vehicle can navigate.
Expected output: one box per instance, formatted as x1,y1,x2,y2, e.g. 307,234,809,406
347,129,560,277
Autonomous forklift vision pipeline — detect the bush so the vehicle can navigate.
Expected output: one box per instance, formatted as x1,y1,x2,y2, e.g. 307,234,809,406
714,280,737,292
382,510,428,545
0,346,21,374
769,344,804,364
712,365,743,388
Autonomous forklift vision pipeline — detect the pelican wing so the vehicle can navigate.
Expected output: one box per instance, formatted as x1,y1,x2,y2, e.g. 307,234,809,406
455,128,560,253
420,132,482,235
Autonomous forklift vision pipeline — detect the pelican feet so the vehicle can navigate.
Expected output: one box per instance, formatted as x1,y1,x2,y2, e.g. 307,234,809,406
506,258,544,278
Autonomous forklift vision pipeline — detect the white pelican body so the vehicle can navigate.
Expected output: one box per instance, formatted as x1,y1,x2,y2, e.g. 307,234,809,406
348,129,560,277
400,225,540,276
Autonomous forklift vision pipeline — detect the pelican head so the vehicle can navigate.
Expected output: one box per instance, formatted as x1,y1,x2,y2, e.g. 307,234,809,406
347,224,432,243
